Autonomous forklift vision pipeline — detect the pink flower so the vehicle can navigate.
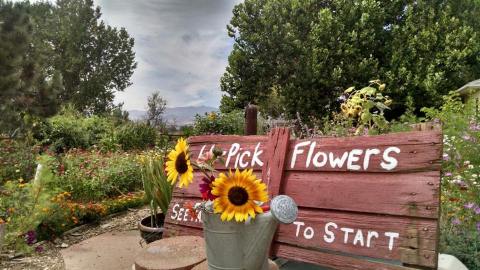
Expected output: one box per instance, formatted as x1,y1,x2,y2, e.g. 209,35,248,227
452,218,461,225
199,176,217,200
464,202,475,209
197,151,214,164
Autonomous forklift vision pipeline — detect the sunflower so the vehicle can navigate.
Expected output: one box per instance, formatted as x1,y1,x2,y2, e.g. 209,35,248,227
166,138,194,188
211,169,268,222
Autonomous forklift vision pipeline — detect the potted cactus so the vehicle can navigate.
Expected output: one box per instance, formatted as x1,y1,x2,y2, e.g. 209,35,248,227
137,151,173,244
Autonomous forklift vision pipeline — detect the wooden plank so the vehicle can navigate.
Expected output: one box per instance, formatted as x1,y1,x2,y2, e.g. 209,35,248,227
274,244,419,270
172,170,263,198
261,127,291,197
282,171,440,218
188,141,267,170
188,135,268,144
163,129,442,270
163,224,203,238
286,130,442,172
164,197,203,229
275,209,437,268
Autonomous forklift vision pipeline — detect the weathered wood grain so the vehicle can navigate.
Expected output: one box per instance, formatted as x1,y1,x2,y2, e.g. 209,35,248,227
276,208,438,268
172,170,263,198
283,171,440,218
274,244,418,270
261,127,291,197
164,197,204,228
163,129,442,270
188,135,268,144
286,130,442,172
163,223,203,238
187,142,267,170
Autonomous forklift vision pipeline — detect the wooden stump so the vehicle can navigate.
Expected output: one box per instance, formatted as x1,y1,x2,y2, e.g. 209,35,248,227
191,259,279,270
134,236,206,270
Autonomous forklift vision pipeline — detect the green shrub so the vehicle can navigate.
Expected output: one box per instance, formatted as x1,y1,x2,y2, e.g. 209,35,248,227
116,122,157,150
423,93,480,269
38,106,116,152
0,156,58,252
0,139,39,185
193,110,244,135
55,149,143,202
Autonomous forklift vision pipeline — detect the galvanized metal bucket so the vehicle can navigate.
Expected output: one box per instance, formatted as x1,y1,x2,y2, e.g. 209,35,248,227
202,195,298,270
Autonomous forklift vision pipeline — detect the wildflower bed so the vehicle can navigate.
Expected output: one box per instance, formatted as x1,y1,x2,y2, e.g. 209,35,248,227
0,147,146,253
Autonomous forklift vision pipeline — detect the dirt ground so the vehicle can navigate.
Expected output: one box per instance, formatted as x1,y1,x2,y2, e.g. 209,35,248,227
0,207,150,270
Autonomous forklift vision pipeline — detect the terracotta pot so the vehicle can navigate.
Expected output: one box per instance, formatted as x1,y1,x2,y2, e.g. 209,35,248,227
138,213,164,244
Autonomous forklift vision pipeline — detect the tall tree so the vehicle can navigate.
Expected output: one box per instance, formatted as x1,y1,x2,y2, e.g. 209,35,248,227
146,91,167,129
0,0,137,134
51,0,137,114
221,0,480,119
0,1,60,135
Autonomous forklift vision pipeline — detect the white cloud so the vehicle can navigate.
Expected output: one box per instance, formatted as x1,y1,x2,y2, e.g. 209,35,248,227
9,0,241,110
94,0,242,110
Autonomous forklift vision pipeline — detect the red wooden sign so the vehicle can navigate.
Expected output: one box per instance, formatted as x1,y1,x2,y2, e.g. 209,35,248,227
163,128,442,270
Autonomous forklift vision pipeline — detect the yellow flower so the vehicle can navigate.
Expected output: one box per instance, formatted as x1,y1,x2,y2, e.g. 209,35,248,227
166,138,194,188
211,169,268,222
18,183,26,188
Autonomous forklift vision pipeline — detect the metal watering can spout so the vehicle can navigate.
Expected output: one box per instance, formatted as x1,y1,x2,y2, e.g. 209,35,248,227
242,195,298,270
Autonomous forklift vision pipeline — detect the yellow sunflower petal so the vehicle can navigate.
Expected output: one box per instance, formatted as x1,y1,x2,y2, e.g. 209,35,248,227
210,168,268,223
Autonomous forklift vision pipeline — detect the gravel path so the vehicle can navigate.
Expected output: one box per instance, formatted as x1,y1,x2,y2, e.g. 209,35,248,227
1,207,150,270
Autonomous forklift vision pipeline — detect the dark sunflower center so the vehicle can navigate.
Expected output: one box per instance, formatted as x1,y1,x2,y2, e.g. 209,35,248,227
228,187,249,206
175,152,188,174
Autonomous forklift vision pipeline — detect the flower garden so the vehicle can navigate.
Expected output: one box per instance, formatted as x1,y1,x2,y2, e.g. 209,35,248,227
0,91,479,269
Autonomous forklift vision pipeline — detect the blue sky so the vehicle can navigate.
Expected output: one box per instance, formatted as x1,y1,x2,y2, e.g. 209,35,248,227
92,0,241,110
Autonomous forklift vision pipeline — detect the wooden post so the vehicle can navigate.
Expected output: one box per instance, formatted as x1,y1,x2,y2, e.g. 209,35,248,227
245,104,258,135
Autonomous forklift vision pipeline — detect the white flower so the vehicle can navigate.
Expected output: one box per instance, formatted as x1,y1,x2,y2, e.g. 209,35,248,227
464,160,471,165
452,179,462,184
468,165,474,169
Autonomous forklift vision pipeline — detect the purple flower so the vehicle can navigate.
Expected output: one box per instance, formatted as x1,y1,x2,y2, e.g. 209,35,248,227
453,180,467,188
462,135,471,141
337,95,346,102
475,207,480,215
477,222,480,232
452,218,461,225
25,230,36,245
464,202,476,209
469,123,480,131
35,245,44,253
433,118,440,124
442,153,450,161
444,172,452,177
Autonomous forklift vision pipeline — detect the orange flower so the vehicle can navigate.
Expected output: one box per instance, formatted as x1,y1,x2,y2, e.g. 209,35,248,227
183,201,199,221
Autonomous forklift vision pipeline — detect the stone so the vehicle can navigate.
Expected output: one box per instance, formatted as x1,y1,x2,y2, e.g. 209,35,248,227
438,254,468,270
61,230,143,270
134,236,205,270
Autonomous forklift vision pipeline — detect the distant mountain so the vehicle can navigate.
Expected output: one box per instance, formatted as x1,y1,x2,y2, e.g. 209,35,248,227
128,106,217,126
